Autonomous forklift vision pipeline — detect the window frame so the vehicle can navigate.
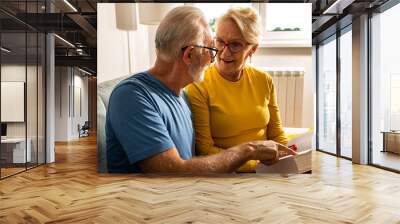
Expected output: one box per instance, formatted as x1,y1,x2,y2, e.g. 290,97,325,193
315,24,353,161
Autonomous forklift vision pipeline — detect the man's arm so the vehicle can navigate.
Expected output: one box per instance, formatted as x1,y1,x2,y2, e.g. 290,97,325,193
137,140,281,174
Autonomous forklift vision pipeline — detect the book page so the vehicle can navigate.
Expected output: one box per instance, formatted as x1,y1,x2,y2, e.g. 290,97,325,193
255,149,312,174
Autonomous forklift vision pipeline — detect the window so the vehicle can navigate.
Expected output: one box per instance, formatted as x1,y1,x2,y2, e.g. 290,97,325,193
316,27,353,159
0,1,47,179
339,27,352,158
370,2,400,171
317,36,337,155
260,3,311,47
191,3,311,47
390,74,400,130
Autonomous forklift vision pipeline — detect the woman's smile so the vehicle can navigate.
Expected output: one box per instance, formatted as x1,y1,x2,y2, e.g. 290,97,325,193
221,58,234,64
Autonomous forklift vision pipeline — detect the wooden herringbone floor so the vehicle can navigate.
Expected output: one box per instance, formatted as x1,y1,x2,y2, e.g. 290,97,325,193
1,135,400,224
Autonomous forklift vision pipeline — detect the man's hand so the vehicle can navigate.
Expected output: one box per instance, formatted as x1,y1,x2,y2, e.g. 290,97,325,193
256,141,297,166
276,143,298,158
245,140,279,161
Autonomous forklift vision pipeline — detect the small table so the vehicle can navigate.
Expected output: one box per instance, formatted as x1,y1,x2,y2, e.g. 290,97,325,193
381,131,400,154
1,138,32,164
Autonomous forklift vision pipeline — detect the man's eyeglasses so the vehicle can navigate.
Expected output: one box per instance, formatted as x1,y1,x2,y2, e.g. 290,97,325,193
181,45,218,60
214,38,248,53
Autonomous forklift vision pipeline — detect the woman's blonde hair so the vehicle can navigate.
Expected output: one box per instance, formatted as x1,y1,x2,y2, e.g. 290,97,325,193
216,6,261,45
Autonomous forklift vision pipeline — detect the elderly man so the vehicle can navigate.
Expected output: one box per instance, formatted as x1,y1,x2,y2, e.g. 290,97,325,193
106,6,295,173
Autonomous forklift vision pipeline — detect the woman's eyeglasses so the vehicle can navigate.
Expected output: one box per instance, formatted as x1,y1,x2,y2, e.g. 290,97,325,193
214,38,248,53
181,45,218,60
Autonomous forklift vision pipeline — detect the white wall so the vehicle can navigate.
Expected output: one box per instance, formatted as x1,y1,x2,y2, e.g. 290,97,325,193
98,3,152,83
78,75,89,126
55,67,89,141
72,74,89,138
55,67,68,141
252,47,314,128
1,65,41,137
1,66,27,140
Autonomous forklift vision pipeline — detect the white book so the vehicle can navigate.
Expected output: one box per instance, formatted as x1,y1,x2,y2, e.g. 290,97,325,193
255,149,312,174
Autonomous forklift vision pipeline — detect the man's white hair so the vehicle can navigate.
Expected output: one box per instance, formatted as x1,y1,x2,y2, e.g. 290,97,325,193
155,6,208,62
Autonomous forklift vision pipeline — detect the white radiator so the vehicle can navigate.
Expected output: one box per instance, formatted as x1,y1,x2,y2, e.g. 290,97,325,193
262,67,305,127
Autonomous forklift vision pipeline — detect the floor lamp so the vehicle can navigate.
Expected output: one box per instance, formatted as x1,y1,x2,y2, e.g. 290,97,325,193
115,4,137,74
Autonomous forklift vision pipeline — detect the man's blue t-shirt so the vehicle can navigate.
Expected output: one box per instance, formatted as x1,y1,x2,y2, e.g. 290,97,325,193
106,72,194,173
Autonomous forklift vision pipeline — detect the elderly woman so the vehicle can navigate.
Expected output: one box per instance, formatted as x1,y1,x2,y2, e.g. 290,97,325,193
186,6,288,172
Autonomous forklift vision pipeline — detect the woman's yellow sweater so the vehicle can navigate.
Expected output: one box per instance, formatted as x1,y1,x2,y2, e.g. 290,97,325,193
185,64,288,172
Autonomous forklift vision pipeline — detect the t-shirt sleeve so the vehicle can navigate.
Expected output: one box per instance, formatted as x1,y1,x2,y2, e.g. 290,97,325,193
107,84,175,165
